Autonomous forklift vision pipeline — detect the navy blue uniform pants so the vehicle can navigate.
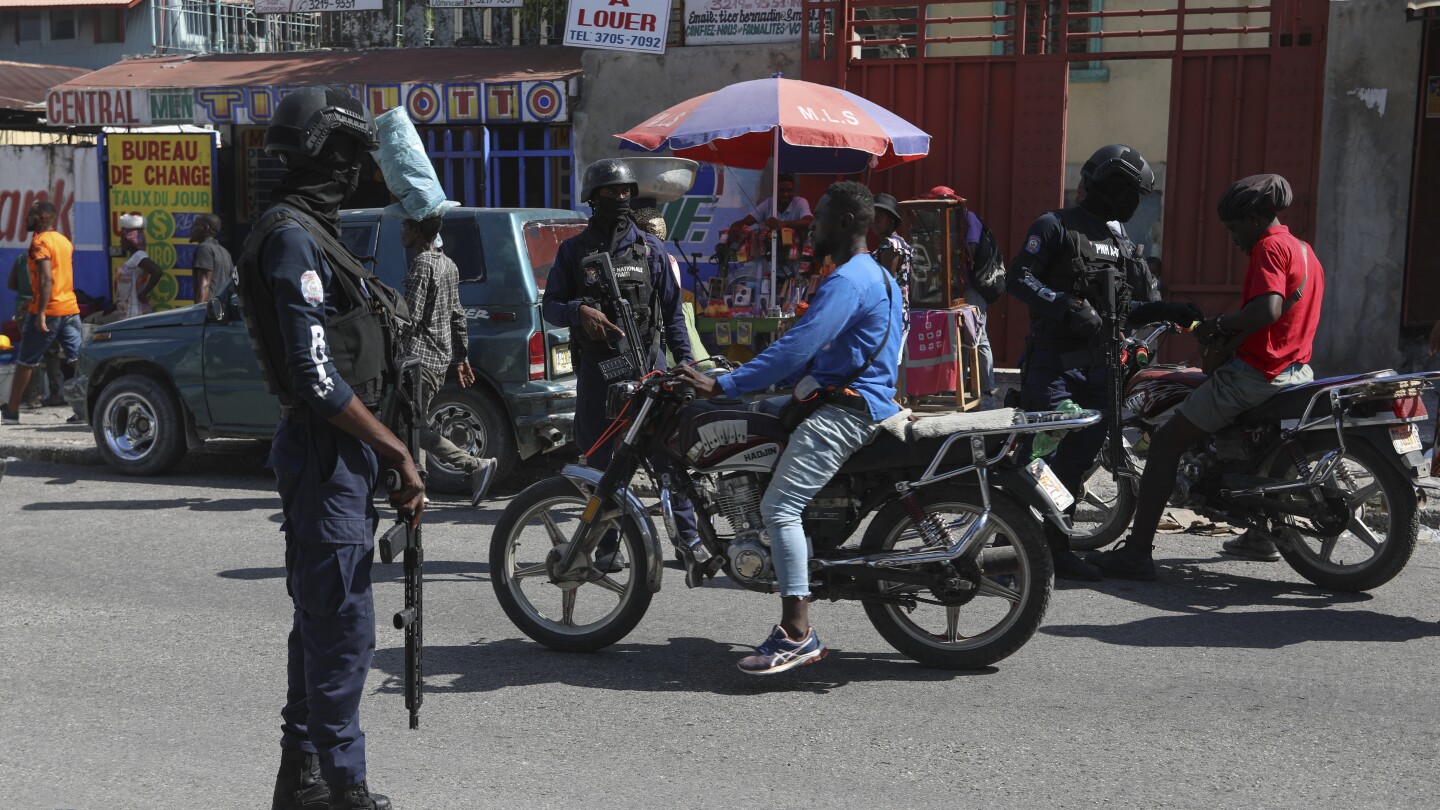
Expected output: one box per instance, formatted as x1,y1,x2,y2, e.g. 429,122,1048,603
574,352,698,541
270,419,380,788
1020,351,1112,544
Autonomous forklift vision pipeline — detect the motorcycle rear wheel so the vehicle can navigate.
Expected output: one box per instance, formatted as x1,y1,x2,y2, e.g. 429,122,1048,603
859,486,1053,670
490,477,653,652
1268,436,1418,593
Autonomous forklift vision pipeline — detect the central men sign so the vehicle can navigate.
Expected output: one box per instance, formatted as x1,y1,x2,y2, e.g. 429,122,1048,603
564,0,670,54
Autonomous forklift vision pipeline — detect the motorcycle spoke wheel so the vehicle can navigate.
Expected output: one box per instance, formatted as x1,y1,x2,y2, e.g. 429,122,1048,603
860,488,1053,669
1269,439,1418,593
1048,427,1145,552
490,478,654,650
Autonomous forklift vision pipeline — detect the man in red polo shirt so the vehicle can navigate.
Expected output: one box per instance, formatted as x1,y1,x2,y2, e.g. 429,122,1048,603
1090,173,1324,579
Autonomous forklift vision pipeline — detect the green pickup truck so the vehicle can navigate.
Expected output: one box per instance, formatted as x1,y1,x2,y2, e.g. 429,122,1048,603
67,206,587,491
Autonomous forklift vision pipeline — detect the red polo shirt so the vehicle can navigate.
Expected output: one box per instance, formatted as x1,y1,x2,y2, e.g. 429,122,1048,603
1236,225,1324,380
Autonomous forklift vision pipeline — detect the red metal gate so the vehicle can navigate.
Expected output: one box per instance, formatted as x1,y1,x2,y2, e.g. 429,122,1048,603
802,0,1329,367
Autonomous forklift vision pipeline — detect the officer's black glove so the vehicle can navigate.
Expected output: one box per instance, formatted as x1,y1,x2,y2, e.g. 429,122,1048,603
1129,300,1203,327
1064,298,1102,338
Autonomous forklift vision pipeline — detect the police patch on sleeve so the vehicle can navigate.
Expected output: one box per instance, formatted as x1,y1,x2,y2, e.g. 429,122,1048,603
300,270,324,306
1024,235,1043,255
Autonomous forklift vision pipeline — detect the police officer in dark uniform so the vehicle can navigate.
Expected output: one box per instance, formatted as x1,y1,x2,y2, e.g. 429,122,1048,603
541,159,702,565
239,86,421,810
1007,144,1199,580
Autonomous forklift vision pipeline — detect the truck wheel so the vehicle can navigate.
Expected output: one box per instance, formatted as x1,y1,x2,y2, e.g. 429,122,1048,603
92,373,187,476
426,387,516,494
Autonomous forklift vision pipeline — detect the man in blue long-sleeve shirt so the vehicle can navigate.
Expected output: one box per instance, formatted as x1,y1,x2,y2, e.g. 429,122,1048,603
238,87,415,810
542,158,701,567
684,181,902,675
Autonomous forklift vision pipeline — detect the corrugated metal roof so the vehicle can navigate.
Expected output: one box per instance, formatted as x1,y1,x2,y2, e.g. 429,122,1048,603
0,60,90,111
46,47,584,91
0,0,143,8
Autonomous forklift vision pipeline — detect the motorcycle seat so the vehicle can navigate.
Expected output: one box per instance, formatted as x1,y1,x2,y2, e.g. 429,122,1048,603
1237,370,1395,423
840,408,1020,474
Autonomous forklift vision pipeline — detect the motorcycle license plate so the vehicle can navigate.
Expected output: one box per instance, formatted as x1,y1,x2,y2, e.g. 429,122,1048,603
1026,458,1075,511
1391,424,1422,455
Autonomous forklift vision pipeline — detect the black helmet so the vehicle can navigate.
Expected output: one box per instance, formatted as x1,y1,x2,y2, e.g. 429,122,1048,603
265,86,379,160
580,159,639,203
1080,144,1155,195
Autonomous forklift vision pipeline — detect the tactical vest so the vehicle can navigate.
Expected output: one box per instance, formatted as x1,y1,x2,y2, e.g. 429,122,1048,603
573,236,656,356
236,206,410,411
1051,208,1158,316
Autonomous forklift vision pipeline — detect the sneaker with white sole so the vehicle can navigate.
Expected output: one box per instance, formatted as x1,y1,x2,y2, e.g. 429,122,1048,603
1,406,18,425
737,625,828,675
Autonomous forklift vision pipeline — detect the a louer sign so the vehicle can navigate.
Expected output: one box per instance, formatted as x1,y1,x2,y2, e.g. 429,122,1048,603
564,0,670,54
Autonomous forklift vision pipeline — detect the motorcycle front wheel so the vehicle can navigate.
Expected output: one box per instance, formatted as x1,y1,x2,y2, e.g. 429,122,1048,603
1268,436,1419,592
859,486,1053,670
490,477,653,652
1064,428,1146,552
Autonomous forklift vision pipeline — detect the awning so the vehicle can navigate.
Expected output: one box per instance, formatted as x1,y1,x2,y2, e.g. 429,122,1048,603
1410,0,1440,19
0,1,143,8
45,47,582,128
0,60,89,111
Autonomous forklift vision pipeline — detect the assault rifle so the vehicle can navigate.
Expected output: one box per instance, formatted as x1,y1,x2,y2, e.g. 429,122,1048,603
1087,268,1133,481
379,355,425,730
582,251,649,382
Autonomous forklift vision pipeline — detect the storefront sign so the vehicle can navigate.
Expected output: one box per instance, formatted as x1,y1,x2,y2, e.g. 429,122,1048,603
46,88,146,127
104,133,216,310
564,0,669,54
254,0,386,12
0,145,107,316
683,0,803,45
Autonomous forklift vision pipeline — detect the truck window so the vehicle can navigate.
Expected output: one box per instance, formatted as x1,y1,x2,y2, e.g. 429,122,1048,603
340,224,378,271
442,217,486,283
524,220,587,290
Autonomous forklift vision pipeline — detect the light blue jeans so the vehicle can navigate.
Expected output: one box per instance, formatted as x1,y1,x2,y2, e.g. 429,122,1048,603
760,402,881,597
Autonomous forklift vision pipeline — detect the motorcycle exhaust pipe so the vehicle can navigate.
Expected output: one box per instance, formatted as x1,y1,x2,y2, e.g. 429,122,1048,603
537,426,563,448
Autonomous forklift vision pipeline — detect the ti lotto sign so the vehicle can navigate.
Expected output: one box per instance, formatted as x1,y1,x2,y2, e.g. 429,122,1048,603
564,0,670,54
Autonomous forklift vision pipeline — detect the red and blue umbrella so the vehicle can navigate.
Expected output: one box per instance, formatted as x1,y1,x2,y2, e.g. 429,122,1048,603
614,77,930,174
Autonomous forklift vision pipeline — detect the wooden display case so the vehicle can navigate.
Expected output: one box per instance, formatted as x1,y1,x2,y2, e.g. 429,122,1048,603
898,199,970,311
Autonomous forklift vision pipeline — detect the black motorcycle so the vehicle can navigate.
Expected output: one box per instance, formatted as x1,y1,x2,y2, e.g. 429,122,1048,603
490,360,1099,669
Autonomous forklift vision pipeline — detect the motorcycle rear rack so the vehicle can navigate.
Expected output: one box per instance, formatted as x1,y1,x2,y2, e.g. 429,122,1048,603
812,409,1102,571
1278,369,1440,490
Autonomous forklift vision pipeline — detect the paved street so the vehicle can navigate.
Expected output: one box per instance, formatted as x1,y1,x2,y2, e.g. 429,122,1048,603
3,459,1440,810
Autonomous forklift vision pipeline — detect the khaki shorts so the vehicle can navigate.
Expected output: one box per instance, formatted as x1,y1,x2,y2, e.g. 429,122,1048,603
1176,358,1313,433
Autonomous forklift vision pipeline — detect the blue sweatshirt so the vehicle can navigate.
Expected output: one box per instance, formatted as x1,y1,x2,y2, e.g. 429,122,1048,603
719,253,901,421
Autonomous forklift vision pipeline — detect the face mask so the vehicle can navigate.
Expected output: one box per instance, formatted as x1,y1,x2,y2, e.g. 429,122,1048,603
591,195,631,222
1082,184,1141,223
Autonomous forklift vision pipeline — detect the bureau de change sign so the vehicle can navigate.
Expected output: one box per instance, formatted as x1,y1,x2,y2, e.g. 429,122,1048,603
564,0,670,54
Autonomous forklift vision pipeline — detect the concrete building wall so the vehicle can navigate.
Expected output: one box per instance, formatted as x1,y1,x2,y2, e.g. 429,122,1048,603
572,44,800,174
1312,0,1422,375
0,6,153,70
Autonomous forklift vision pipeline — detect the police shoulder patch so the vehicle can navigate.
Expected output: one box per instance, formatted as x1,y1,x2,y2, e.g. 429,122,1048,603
300,270,324,306
1024,235,1043,255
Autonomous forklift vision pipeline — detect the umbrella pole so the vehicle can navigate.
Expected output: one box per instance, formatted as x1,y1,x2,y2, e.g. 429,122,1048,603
771,128,780,316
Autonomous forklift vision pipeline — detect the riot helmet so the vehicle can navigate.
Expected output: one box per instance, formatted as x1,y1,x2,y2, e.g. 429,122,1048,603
1078,144,1153,222
580,159,640,203
265,86,379,161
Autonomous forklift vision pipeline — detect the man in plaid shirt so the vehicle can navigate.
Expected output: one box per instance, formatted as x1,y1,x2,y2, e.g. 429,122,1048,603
401,216,496,506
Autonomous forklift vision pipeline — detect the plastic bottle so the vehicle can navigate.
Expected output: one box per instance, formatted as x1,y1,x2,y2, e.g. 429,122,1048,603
1030,399,1085,460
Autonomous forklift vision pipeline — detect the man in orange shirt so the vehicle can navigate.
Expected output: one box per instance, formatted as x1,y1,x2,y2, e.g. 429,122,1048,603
4,201,82,425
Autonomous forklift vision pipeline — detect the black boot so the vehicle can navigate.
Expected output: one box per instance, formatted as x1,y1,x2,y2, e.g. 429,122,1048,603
330,781,393,810
271,748,329,810
1046,530,1103,581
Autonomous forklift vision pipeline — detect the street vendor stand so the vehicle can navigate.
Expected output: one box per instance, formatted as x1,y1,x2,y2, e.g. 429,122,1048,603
899,198,984,411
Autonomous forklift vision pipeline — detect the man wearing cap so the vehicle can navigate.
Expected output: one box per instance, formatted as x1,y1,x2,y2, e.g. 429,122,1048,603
929,186,997,407
1090,173,1323,580
872,192,912,354
114,214,162,320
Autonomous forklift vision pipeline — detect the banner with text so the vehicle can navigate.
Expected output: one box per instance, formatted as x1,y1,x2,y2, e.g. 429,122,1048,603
565,0,669,54
0,145,106,319
255,0,385,13
104,133,216,311
683,0,803,45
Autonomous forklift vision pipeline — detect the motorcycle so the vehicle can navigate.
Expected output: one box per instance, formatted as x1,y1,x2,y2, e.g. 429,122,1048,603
1066,323,1436,593
489,360,1100,669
